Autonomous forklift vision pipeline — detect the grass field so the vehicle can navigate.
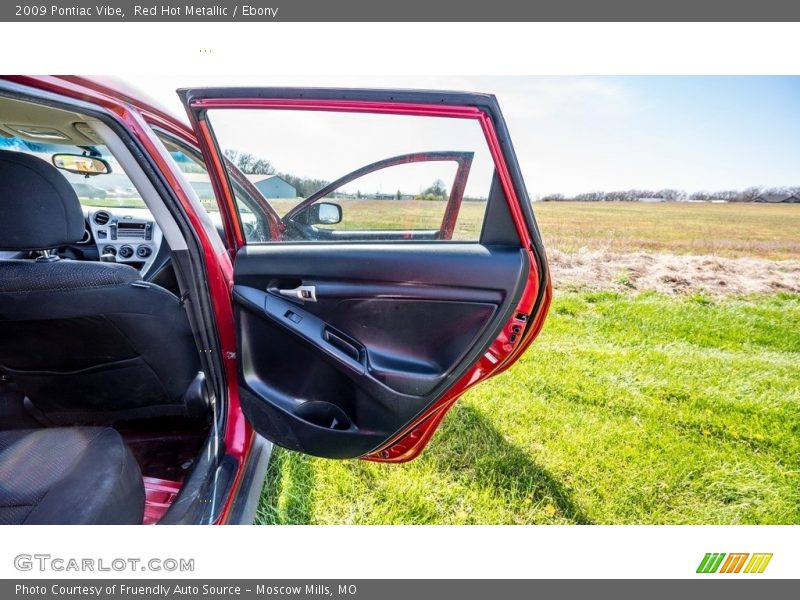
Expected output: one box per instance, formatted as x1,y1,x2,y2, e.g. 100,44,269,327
532,202,800,260
268,199,800,258
256,291,800,524
255,201,799,525
268,197,488,240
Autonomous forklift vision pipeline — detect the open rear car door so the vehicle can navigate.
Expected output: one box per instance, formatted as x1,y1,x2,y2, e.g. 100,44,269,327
179,88,551,462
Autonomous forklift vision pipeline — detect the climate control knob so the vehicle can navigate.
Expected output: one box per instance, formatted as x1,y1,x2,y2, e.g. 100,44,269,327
136,245,152,259
118,245,134,259
101,245,116,256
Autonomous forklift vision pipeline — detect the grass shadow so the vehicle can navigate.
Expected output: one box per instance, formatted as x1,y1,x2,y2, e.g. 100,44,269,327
426,403,593,524
255,403,593,524
254,445,316,524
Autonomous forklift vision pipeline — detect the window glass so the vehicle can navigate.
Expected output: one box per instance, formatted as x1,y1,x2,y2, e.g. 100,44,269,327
205,109,494,243
156,134,273,242
0,137,145,208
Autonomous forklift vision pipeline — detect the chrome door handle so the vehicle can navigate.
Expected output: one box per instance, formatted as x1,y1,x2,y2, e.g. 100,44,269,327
278,284,317,302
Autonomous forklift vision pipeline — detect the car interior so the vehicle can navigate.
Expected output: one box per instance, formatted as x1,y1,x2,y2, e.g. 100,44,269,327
0,95,212,524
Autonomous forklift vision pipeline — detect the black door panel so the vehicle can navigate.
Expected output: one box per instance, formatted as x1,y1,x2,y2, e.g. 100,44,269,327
320,298,497,396
231,244,527,458
235,243,525,290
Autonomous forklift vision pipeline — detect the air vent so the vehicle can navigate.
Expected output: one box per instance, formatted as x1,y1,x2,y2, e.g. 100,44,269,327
93,211,111,226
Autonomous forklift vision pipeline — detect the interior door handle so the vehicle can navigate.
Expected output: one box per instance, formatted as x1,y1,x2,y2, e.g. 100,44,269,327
278,284,317,302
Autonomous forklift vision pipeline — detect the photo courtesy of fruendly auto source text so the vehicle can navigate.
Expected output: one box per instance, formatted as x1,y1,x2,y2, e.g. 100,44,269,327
0,1,797,596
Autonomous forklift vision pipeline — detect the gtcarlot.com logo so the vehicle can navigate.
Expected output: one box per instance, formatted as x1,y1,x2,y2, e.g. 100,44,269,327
14,554,195,572
696,553,772,574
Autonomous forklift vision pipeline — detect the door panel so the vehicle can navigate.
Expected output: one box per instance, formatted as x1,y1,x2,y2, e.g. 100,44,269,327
234,243,525,293
179,87,551,461
231,243,526,458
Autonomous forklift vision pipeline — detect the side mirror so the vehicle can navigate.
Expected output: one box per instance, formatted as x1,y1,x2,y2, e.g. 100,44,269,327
52,154,111,177
308,202,342,225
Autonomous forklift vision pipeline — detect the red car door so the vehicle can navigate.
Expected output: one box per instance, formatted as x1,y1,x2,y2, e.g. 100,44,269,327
179,87,551,462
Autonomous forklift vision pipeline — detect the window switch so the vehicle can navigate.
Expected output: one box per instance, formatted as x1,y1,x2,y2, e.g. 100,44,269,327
284,310,302,324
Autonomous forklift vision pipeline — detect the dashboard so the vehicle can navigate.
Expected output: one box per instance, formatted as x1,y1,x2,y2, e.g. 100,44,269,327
82,207,163,275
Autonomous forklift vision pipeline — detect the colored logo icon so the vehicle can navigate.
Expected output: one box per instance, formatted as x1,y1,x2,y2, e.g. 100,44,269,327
697,553,773,574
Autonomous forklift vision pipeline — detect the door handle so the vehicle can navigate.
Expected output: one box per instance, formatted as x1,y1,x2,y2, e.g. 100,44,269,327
277,284,317,302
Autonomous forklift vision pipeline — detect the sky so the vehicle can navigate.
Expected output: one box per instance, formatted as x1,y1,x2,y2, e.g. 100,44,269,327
127,75,800,197
208,108,496,198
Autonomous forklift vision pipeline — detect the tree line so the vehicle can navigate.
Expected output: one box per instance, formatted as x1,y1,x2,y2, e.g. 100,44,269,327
223,149,331,198
223,149,453,200
540,186,800,202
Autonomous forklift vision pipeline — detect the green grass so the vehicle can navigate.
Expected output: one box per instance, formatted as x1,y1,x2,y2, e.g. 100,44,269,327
256,291,800,524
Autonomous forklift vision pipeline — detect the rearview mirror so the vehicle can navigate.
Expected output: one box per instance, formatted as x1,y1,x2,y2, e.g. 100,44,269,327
309,202,342,225
52,154,111,176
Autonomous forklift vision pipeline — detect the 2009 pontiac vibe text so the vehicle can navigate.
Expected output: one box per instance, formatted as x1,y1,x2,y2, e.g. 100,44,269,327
13,4,280,18
15,5,124,16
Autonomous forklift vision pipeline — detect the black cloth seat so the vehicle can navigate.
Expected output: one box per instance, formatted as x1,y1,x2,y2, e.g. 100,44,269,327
0,149,202,423
0,427,144,524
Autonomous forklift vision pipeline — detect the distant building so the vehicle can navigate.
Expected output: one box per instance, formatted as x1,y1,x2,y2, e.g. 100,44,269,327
252,175,297,199
754,193,800,204
189,181,215,200
637,197,668,203
181,173,216,200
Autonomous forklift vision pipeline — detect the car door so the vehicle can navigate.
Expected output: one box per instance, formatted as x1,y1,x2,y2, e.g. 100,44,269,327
179,88,551,462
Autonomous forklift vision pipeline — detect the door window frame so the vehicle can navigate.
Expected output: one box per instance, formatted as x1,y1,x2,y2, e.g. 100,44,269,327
180,93,536,252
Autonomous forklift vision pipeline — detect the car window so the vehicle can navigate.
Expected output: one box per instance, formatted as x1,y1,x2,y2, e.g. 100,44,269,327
310,160,460,230
0,137,146,209
204,109,494,243
155,133,274,242
164,148,219,213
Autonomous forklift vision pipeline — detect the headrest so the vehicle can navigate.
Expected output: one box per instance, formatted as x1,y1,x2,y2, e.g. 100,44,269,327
0,149,84,250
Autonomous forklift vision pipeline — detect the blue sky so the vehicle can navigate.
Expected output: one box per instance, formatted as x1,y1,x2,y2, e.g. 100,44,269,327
496,76,800,196
133,75,800,197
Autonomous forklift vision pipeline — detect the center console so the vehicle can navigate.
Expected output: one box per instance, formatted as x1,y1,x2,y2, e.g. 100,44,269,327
87,208,163,274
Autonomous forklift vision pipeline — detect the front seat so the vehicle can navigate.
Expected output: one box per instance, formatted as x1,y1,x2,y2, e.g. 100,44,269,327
0,427,144,524
0,149,203,424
